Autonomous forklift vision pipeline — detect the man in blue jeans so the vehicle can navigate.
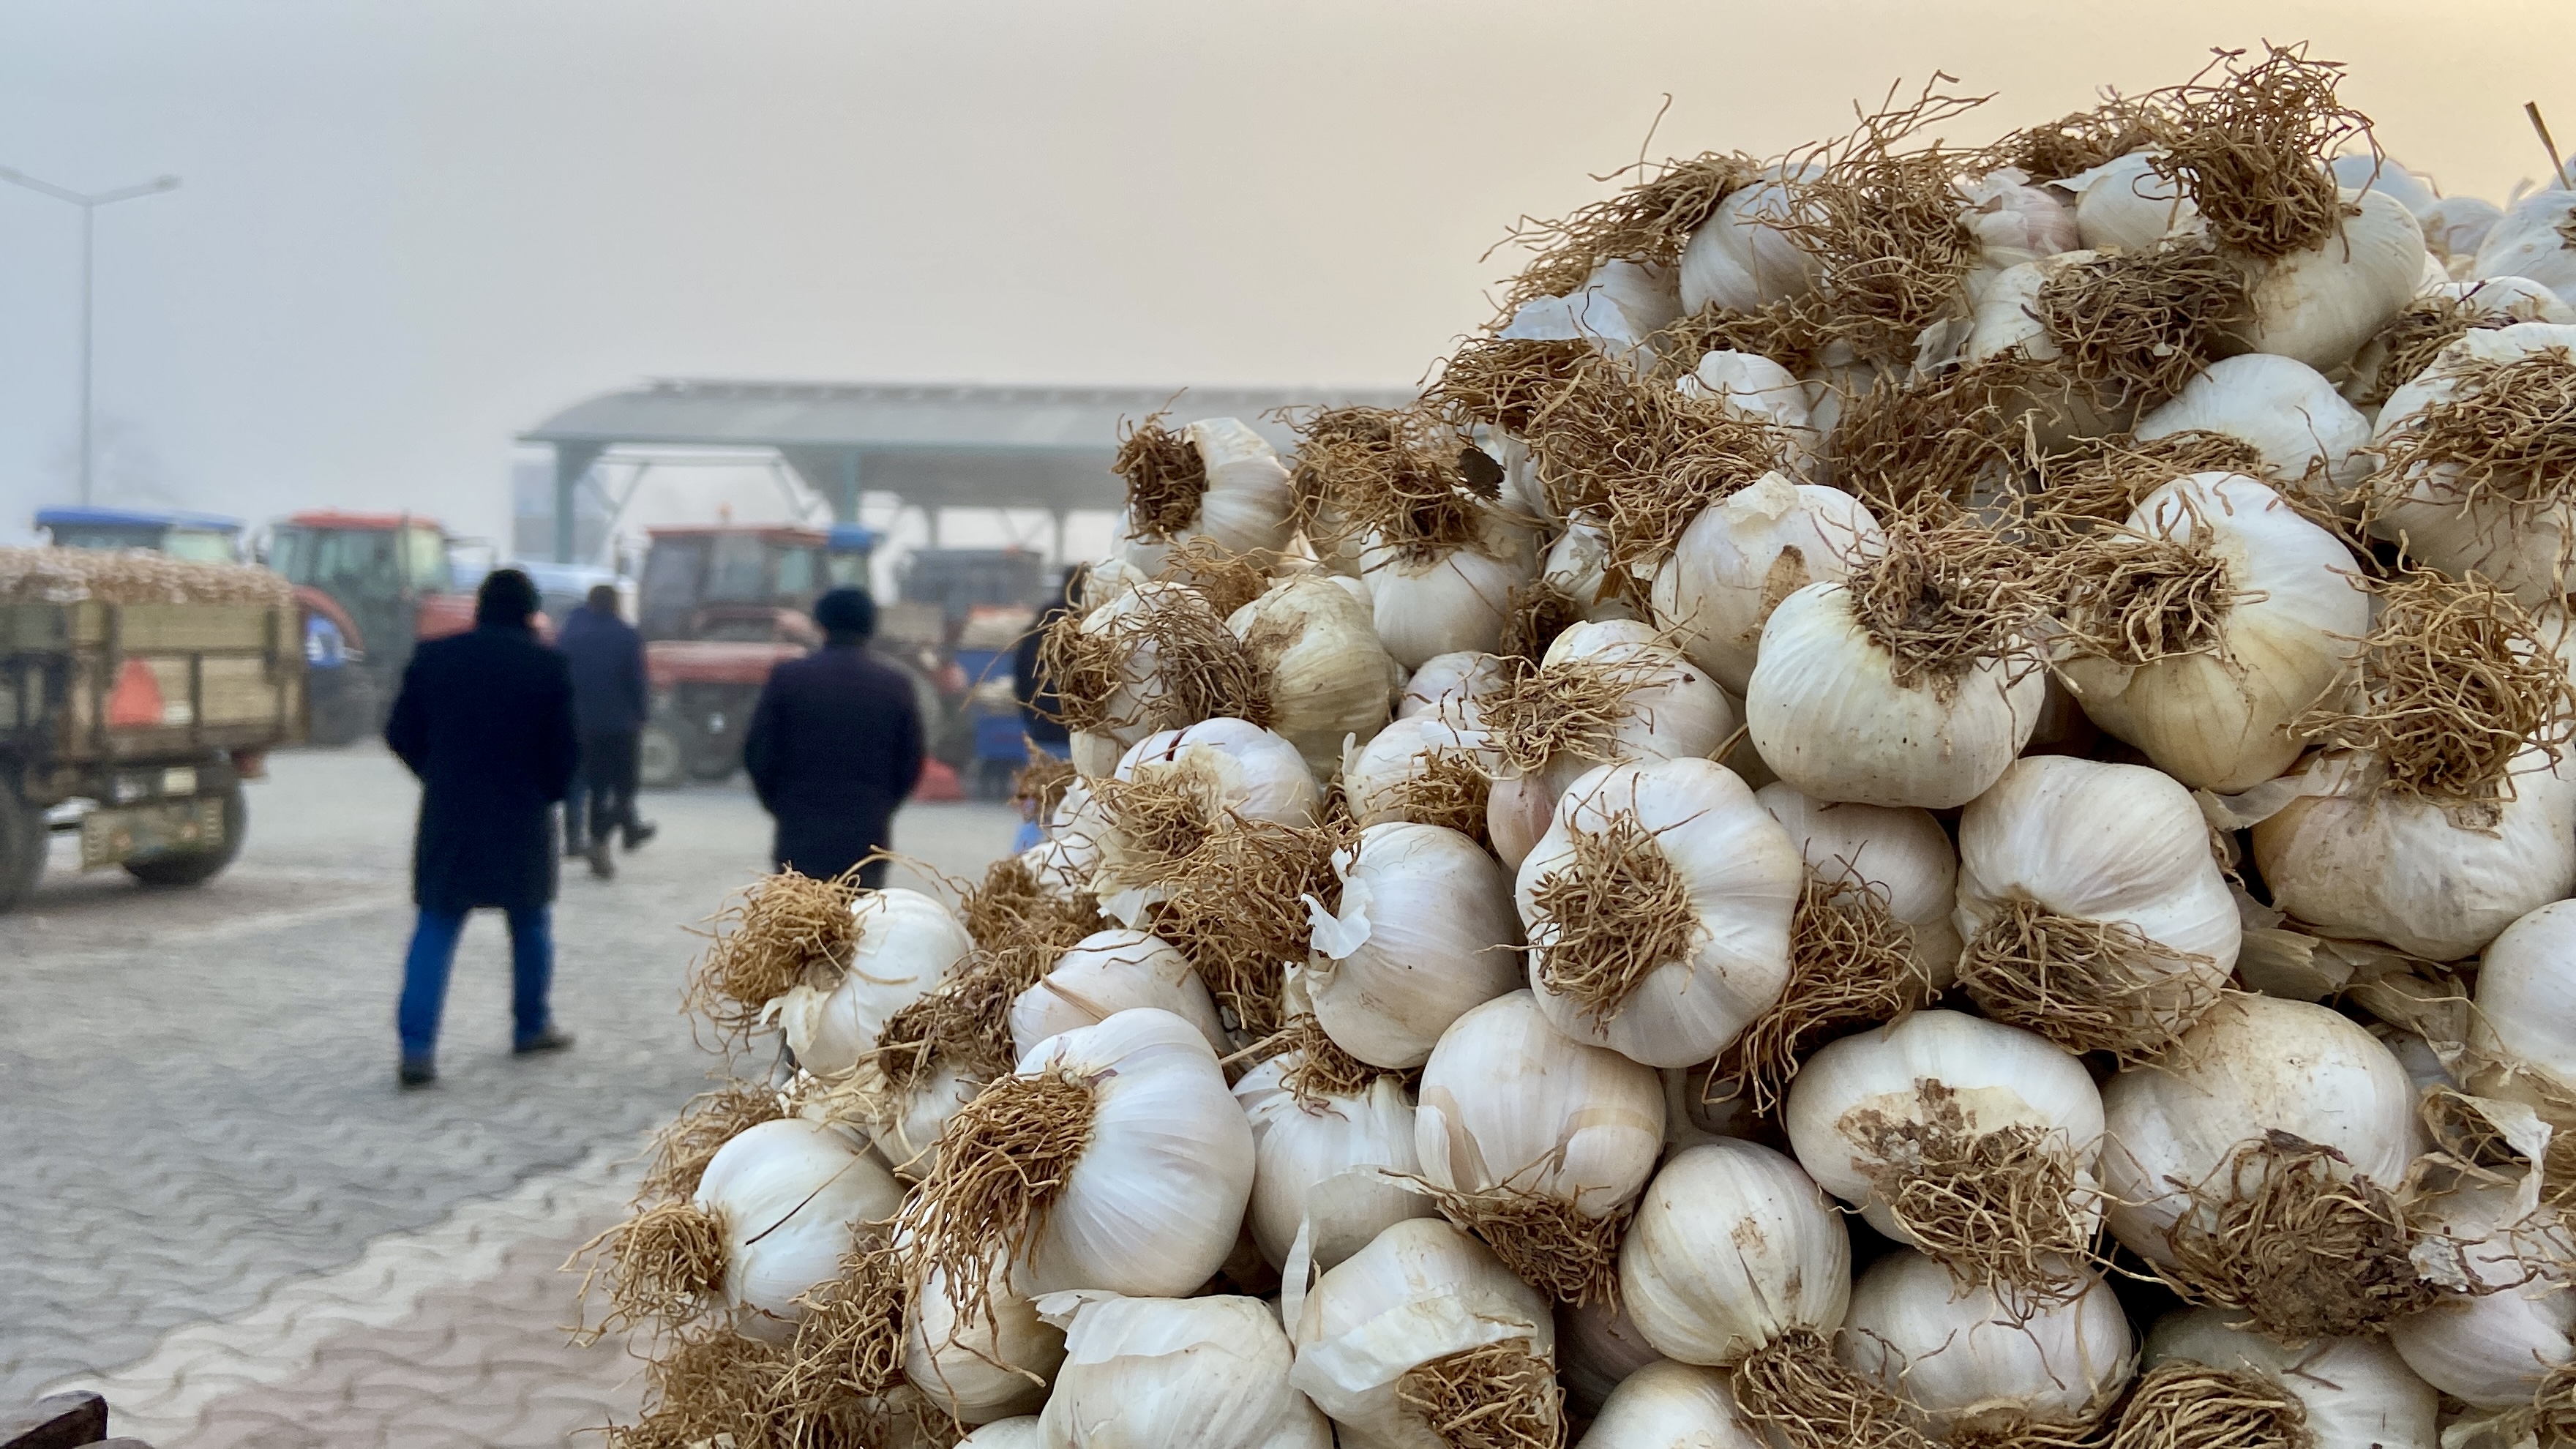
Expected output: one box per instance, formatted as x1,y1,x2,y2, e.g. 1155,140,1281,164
383,569,580,1088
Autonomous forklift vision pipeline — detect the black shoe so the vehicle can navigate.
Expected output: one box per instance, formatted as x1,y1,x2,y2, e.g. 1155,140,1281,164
514,1026,575,1056
587,839,615,879
398,1055,437,1088
621,820,659,852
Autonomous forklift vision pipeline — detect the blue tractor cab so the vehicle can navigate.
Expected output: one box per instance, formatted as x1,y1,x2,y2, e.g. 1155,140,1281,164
825,523,881,589
34,506,246,563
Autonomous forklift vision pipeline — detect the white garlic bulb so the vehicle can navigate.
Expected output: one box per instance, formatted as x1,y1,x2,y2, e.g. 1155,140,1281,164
694,1118,904,1341
1650,473,1884,695
2066,151,2199,252
1037,1289,1331,1449
1783,1011,2105,1258
778,888,974,1079
1756,782,1961,987
1954,755,2239,1051
2388,1179,2576,1408
872,1055,986,1182
960,1418,1042,1449
2425,196,2505,272
904,1252,1066,1425
1009,929,1227,1060
1116,418,1296,575
1678,351,1824,470
2369,322,2576,608
2474,190,2576,307
1112,716,1320,828
2142,1308,2439,1449
1680,168,1824,315
2252,746,2576,962
2469,899,2576,1106
2229,188,2427,371
1959,169,2080,266
1063,578,1221,775
1574,1361,1764,1449
1289,1217,1557,1449
1305,822,1523,1070
1518,758,1800,1068
1557,1295,1665,1418
1527,618,1741,771
1540,516,1641,624
1396,651,1508,722
2133,354,2374,500
1229,575,1399,783
1840,1251,2133,1436
2056,473,2370,792
1234,1055,1432,1273
1618,1139,1852,1366
1361,520,1534,670
1339,714,1500,832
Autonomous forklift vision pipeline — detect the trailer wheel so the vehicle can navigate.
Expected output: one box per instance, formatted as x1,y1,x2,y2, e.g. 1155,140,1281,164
640,718,686,790
0,788,45,913
124,787,247,888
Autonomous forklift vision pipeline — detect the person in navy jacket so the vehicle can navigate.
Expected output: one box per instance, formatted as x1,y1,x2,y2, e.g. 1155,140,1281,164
741,587,922,889
555,583,656,877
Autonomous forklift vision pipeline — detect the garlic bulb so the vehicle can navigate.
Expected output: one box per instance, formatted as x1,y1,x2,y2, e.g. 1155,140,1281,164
872,1055,986,1182
1289,1217,1557,1449
1304,823,1523,1070
1229,575,1398,783
2230,188,2427,370
1558,1296,1666,1418
2368,321,2576,607
961,1419,1041,1449
1500,258,1681,372
2067,151,2200,252
1097,717,1321,919
1361,517,1534,670
1415,991,1665,1302
2469,899,2576,1108
2133,354,2374,500
1783,1011,2105,1287
1063,578,1221,775
1960,252,2133,445
1234,1055,1432,1272
1650,473,1884,694
1079,558,1150,612
2388,1179,2576,1408
1678,351,1824,469
1496,621,1739,801
1840,1251,2133,1436
1540,517,1639,623
1519,758,1801,1068
694,1117,905,1341
1574,1361,1764,1449
778,888,975,1079
1953,755,2239,1055
905,1254,1066,1425
2055,472,2370,791
2426,196,2505,274
1340,714,1500,834
2251,746,2576,962
1010,929,1227,1060
1038,1289,1331,1449
1117,418,1297,574
1745,577,2045,810
1396,651,1508,722
1680,168,1824,315
1618,1139,1852,1367
2329,153,2441,217
1756,782,1961,987
1959,168,2081,268
2140,1308,2439,1449
2099,995,2418,1338
2474,190,2576,306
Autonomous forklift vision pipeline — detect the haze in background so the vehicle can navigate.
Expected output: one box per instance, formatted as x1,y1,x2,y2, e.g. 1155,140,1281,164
3,0,2571,544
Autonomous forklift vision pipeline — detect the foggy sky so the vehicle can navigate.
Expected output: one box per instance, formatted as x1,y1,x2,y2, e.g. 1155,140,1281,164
3,0,2572,544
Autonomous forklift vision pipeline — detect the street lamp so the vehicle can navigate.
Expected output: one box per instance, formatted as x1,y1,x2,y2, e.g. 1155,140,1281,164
0,166,181,506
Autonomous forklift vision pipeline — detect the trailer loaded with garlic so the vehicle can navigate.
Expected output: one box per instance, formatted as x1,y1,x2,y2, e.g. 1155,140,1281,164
583,45,2576,1449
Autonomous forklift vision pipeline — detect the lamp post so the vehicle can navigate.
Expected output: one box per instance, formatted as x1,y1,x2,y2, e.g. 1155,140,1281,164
0,166,181,506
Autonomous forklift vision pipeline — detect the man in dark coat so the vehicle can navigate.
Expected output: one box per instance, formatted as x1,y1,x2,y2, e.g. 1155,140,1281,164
556,583,657,880
742,586,922,889
384,569,580,1087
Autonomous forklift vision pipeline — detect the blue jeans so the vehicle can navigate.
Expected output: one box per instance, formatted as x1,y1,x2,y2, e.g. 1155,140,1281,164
397,906,554,1057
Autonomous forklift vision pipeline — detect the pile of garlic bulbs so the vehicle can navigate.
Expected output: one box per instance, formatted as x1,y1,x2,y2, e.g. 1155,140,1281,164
593,44,2576,1449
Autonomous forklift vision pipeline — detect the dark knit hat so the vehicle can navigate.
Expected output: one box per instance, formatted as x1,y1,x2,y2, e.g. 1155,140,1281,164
475,568,542,627
813,586,877,638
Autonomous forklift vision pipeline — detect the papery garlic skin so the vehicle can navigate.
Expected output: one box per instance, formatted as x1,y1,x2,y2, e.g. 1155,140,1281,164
1839,1251,2133,1436
874,1055,984,1181
1396,651,1508,723
1954,755,2241,1031
961,1419,1042,1449
1341,714,1500,831
1010,929,1227,1060
1064,579,1212,775
1362,522,1533,670
2145,1308,2440,1449
1520,758,1800,1068
2066,151,2200,252
2388,1180,2576,1407
2469,899,2576,1101
2229,189,2427,372
2474,190,2576,307
2133,355,2374,499
1289,1217,1556,1449
1501,259,1681,373
1229,575,1399,783
1783,1011,2105,1245
2426,197,2505,274
1680,170,1824,315
1117,418,1296,575
2099,995,2416,1270
1756,782,1962,987
2056,473,2370,792
1573,1360,1764,1449
1651,473,1884,695
1679,352,1824,471
2369,322,2576,608
1558,1295,1666,1418
1112,717,1320,828
1415,990,1665,1218
1619,1139,1852,1367
1234,1056,1433,1272
905,1254,1067,1425
2251,746,2576,961
694,1118,904,1341
1011,1008,1257,1300
1542,517,1640,624
1746,579,2045,809
1037,1289,1331,1449
1538,619,1742,769
778,888,975,1079
1306,823,1523,1070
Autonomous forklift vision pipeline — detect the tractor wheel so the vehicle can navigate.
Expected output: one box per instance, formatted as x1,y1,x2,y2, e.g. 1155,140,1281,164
0,787,45,913
639,719,687,790
125,787,248,888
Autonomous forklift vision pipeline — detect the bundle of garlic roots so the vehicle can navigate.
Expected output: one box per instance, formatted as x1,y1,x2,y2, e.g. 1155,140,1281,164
588,43,2576,1449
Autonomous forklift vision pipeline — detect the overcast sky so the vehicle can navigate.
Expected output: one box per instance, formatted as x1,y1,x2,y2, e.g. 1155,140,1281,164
2,0,2572,545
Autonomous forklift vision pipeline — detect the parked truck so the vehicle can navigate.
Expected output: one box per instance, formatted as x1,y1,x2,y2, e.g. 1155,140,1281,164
0,563,304,912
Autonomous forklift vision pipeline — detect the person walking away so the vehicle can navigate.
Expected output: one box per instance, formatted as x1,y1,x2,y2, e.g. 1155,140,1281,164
384,568,579,1088
1009,564,1082,850
742,586,922,889
557,583,657,879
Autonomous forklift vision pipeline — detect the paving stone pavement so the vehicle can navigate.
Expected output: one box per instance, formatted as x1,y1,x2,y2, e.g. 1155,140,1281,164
2,743,1019,1444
